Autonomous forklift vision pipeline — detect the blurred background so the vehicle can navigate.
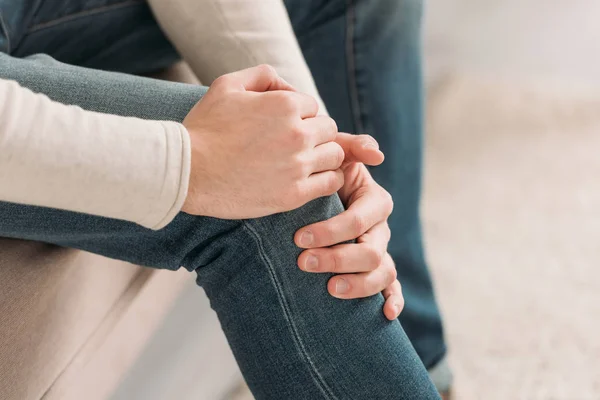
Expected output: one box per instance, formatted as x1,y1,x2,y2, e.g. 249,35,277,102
112,1,600,399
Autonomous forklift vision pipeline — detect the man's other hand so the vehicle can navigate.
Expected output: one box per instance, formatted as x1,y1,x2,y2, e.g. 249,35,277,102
295,133,403,321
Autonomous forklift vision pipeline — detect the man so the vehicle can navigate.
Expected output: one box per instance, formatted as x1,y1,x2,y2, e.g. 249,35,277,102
0,0,441,399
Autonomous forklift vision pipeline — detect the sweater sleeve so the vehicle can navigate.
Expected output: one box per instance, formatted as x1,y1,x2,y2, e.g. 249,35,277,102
0,78,191,229
147,0,328,114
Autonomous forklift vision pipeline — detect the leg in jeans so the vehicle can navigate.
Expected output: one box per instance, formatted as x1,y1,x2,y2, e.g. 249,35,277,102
0,2,440,398
283,0,451,389
0,54,439,400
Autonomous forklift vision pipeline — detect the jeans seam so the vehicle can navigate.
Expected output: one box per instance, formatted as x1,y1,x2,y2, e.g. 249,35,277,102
27,0,144,33
0,10,10,52
344,0,364,134
242,222,341,400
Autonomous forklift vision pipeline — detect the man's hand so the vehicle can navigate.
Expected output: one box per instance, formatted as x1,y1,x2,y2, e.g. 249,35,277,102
294,133,404,320
182,65,344,219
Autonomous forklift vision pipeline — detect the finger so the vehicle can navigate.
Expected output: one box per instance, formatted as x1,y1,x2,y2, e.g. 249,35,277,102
298,169,344,204
382,279,404,320
298,242,382,274
309,142,345,174
298,222,390,273
294,92,320,119
327,260,397,299
335,132,384,166
299,115,338,146
357,221,391,247
295,188,393,248
215,64,296,93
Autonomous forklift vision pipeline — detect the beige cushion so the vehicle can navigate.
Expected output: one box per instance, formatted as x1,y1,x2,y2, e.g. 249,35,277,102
0,239,189,400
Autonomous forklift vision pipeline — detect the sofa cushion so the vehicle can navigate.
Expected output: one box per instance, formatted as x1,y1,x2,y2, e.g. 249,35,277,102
0,238,188,400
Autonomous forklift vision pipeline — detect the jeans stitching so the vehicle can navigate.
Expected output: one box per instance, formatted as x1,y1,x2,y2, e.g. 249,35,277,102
0,11,10,52
344,0,364,134
242,222,340,400
27,0,144,33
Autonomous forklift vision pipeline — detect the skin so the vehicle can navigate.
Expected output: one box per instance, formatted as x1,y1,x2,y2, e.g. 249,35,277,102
183,65,403,320
182,65,345,219
295,133,403,321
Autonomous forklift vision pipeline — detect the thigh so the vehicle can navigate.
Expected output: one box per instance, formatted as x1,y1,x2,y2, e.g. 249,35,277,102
0,0,179,74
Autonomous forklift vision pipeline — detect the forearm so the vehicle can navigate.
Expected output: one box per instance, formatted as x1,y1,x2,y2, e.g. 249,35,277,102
0,54,200,229
147,0,328,113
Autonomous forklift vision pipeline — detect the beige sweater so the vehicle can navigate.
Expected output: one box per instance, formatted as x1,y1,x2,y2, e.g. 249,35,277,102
147,0,327,112
0,79,190,229
0,0,322,229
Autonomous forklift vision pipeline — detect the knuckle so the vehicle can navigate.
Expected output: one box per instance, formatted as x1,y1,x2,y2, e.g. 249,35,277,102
211,74,232,89
289,125,308,145
256,63,277,76
363,277,377,296
360,134,375,141
306,95,319,114
351,213,367,235
327,171,344,193
386,264,398,284
365,245,383,268
383,191,394,215
384,223,392,237
275,92,298,113
334,144,345,168
329,251,341,273
326,117,338,136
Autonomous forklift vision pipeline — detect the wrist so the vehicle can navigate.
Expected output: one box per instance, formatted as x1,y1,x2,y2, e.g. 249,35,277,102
181,126,212,216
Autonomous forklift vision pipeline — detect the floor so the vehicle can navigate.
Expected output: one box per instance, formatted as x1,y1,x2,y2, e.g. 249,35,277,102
424,74,600,400
115,1,600,399
425,1,600,398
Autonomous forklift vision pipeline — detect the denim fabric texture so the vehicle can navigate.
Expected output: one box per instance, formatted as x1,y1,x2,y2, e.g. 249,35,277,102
283,0,448,371
0,0,446,397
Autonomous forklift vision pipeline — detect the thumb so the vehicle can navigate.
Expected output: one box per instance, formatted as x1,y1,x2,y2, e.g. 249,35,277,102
220,64,296,93
335,133,385,166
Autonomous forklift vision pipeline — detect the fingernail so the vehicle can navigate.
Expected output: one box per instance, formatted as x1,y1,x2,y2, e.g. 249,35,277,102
394,303,403,316
362,140,378,150
299,230,314,247
305,255,319,271
335,278,349,294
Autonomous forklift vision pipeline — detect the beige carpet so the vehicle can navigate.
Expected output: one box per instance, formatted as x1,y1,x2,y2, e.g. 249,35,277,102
425,75,600,399
231,76,600,400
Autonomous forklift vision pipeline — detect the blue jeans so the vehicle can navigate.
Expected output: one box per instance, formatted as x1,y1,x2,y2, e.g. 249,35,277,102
285,0,448,373
0,0,446,398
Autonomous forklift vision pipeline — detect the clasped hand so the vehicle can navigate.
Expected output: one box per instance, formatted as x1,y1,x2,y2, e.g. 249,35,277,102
182,65,403,320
